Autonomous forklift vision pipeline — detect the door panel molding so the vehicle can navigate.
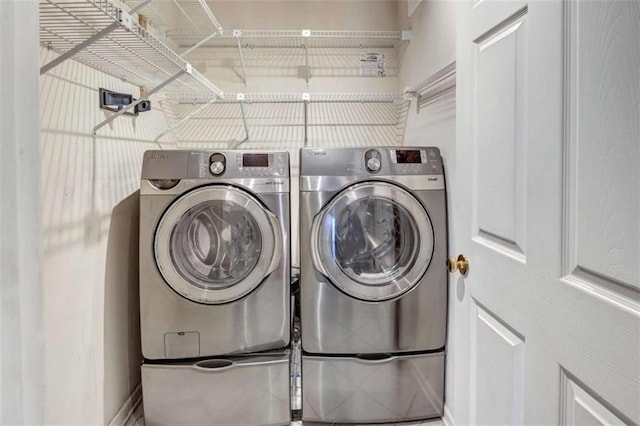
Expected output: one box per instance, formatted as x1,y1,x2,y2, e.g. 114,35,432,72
560,369,633,425
470,300,525,425
472,10,528,261
561,0,640,310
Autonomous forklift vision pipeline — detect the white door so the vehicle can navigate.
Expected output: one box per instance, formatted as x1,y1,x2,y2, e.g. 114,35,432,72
453,0,639,424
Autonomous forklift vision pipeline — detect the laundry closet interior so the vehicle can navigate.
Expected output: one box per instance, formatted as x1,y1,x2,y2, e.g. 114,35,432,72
35,0,456,424
8,0,634,424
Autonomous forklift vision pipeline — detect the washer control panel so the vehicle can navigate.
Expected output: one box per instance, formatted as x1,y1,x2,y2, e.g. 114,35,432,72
235,152,287,177
174,150,290,179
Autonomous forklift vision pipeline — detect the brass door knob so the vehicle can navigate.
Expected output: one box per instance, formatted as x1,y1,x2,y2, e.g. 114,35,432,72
447,254,469,276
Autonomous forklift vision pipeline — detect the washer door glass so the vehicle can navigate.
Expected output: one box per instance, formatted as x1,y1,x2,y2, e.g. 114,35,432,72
155,186,282,304
311,181,434,301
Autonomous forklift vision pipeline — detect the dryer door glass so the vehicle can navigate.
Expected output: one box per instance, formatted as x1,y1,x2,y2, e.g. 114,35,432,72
312,181,434,301
155,185,282,304
335,197,417,284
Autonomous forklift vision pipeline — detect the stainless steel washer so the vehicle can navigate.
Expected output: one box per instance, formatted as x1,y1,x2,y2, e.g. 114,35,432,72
139,150,291,360
299,147,447,423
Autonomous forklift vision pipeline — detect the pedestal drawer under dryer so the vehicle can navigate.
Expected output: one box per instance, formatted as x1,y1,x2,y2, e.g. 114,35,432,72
302,351,444,423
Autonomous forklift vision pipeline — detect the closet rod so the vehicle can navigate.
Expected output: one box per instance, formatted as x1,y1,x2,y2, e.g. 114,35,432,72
404,61,456,96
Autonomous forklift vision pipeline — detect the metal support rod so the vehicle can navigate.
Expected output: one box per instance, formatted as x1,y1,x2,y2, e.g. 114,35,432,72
239,101,250,142
92,70,186,136
182,31,219,58
154,98,217,143
198,0,223,34
40,0,151,75
303,44,310,87
236,37,248,86
303,100,308,146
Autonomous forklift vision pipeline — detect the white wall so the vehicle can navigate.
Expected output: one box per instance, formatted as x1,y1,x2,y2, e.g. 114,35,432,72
39,48,173,424
0,2,44,423
397,0,457,420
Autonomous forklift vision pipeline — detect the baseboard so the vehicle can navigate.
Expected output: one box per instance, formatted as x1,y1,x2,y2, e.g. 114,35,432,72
108,383,143,426
442,404,455,426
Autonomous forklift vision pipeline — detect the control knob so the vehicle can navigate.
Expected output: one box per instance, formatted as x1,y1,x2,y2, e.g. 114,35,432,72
366,157,381,172
210,161,225,175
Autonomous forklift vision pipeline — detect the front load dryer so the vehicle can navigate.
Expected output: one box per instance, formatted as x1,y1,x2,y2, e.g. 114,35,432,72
300,146,447,354
299,147,447,423
139,150,290,360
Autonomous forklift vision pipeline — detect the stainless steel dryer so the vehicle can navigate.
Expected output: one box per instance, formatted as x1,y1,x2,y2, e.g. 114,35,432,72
299,147,447,423
139,150,290,360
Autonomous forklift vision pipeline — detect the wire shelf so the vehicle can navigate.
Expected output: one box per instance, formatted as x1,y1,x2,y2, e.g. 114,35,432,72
122,0,223,35
173,29,405,49
159,93,409,147
167,92,405,104
39,0,222,95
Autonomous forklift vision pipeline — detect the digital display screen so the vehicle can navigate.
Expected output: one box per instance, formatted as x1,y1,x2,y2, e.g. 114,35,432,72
243,154,269,167
396,150,422,164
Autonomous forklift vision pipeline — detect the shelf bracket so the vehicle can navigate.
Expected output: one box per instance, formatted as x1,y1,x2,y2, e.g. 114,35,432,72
303,45,310,87
181,31,219,58
239,102,250,142
302,30,311,87
234,30,248,86
92,70,186,136
154,97,218,146
198,0,223,35
237,93,250,142
40,0,151,75
302,93,310,146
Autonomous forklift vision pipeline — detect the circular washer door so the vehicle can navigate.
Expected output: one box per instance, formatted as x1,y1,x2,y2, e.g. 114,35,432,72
311,181,434,301
154,185,282,304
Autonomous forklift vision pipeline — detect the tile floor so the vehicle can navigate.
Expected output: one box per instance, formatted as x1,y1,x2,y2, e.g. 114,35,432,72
127,403,443,426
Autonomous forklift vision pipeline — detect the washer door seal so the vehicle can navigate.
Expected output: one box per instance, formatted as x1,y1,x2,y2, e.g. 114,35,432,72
155,185,282,304
311,181,434,301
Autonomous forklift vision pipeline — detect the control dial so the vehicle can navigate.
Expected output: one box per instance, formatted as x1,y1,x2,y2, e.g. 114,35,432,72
364,149,382,173
209,153,226,176
210,161,225,175
366,157,381,172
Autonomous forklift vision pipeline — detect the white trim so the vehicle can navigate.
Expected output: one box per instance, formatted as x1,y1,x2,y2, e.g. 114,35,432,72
107,383,142,426
442,404,455,426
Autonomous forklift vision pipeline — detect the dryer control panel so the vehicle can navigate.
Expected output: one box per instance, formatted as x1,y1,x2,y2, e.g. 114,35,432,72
300,147,443,177
389,148,442,174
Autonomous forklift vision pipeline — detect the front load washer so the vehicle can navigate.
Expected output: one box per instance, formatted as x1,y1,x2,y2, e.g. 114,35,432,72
140,150,290,360
299,147,447,423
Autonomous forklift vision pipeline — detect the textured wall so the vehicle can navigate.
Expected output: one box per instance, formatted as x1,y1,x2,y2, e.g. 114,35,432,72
39,47,172,424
